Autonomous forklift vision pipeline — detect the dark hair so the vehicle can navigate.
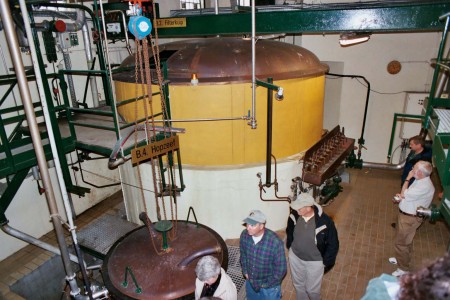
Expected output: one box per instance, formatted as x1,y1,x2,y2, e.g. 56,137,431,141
409,135,425,147
398,253,450,300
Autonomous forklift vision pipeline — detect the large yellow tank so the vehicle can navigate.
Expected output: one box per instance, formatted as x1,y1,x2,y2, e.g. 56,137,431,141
114,37,328,166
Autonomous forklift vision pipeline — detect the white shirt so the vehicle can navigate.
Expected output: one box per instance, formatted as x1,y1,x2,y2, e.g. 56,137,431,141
400,176,435,215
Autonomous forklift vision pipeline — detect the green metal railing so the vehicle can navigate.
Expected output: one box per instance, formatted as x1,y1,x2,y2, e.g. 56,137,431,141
386,113,424,163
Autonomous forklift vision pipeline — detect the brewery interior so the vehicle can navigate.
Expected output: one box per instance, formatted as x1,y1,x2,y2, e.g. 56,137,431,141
0,0,449,299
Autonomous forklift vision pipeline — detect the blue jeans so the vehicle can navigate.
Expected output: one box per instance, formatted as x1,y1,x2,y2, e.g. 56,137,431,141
245,280,281,300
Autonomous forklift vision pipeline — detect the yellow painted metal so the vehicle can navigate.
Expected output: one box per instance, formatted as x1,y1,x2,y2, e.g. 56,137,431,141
115,75,324,166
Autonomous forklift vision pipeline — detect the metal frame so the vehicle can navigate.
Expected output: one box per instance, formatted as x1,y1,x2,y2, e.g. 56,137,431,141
157,2,450,37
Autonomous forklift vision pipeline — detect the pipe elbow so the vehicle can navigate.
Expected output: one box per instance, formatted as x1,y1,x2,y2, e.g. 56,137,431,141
177,245,222,269
108,156,130,169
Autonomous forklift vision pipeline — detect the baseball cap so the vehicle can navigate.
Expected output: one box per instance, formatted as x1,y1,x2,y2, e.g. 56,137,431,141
290,193,317,210
243,210,266,225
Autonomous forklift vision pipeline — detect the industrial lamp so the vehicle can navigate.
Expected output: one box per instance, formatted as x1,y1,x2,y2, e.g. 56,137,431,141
339,32,371,46
191,73,199,85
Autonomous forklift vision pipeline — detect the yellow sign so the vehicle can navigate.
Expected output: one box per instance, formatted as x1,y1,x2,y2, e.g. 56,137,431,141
131,136,179,164
155,18,187,28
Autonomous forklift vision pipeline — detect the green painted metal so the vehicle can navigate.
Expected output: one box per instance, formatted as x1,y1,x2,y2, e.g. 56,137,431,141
387,113,424,163
116,92,161,107
256,79,280,91
424,15,450,129
156,2,450,37
28,9,84,197
25,0,115,108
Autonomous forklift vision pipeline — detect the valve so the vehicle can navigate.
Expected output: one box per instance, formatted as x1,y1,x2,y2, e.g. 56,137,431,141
416,204,441,222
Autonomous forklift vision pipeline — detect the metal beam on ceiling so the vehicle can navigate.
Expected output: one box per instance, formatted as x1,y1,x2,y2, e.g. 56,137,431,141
155,2,450,37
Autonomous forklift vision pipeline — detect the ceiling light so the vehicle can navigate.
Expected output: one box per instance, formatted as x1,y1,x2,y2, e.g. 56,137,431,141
339,33,371,47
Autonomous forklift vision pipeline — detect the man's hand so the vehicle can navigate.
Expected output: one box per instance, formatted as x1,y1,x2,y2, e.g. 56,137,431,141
392,194,403,204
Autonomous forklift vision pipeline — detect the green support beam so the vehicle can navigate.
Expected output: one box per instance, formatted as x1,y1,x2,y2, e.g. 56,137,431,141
156,2,450,37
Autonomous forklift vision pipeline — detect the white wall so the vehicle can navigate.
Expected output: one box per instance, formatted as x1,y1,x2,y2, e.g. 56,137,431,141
0,158,122,261
300,32,441,163
133,161,296,240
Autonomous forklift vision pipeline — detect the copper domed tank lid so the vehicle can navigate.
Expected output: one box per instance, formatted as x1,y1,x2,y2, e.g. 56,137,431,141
113,37,328,84
102,221,228,299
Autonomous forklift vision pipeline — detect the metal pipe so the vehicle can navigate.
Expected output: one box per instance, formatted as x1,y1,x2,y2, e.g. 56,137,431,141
1,224,80,263
327,72,370,160
272,154,290,201
362,161,405,170
58,41,78,107
249,0,257,129
138,212,158,238
81,20,100,107
177,245,222,269
214,0,219,14
17,1,93,298
107,124,185,169
139,116,249,123
91,288,109,299
416,206,432,218
0,0,81,297
265,78,273,187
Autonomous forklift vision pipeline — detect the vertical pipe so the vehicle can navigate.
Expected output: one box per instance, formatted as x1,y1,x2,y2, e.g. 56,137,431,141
81,21,100,107
215,0,219,14
250,0,257,129
59,44,78,108
265,78,273,187
0,0,83,297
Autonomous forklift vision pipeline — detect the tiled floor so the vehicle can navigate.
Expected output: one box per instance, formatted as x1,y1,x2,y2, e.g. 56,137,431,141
0,168,448,299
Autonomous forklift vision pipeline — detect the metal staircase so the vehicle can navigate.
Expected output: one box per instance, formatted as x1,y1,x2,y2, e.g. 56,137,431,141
422,13,450,227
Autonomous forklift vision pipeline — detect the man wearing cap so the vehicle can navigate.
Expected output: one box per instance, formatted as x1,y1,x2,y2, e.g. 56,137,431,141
286,193,339,300
240,210,287,300
390,160,435,277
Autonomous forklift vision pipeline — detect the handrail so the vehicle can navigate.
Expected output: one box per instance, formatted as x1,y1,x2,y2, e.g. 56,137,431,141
70,107,114,116
59,69,107,76
387,113,424,163
116,92,162,107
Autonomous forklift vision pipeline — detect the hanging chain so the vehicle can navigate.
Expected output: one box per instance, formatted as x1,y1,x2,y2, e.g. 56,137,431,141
149,2,179,235
133,37,164,255
128,5,180,244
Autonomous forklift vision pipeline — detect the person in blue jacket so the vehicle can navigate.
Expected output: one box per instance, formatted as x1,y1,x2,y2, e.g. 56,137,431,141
286,193,339,300
401,135,432,186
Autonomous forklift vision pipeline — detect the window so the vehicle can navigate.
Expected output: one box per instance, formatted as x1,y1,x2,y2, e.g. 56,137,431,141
180,0,204,10
237,0,251,5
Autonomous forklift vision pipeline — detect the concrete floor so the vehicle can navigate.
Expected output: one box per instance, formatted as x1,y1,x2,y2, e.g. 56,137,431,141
0,168,448,299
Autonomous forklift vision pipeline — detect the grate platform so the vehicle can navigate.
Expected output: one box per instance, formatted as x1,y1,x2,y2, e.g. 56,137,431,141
226,245,246,298
77,213,139,258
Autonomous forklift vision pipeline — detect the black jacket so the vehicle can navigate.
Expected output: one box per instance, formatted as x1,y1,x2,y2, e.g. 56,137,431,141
286,206,339,272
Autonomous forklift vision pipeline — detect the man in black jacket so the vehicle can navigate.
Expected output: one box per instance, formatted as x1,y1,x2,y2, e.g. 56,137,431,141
286,193,339,300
